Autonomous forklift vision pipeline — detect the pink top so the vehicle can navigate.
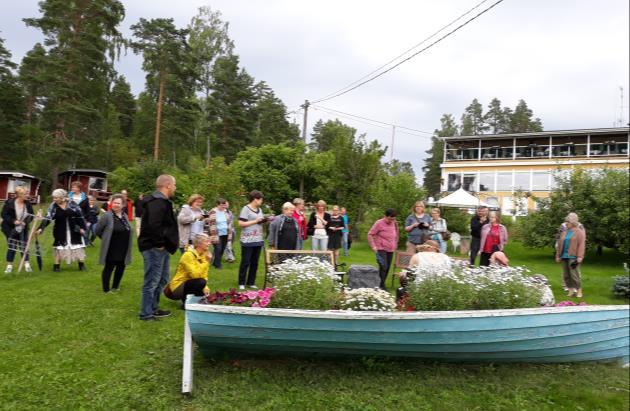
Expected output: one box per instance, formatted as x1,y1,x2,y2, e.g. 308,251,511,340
367,218,399,252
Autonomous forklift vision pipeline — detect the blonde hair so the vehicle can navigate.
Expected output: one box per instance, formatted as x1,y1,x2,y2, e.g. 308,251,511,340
316,200,326,208
489,211,501,224
187,194,204,206
192,233,211,247
282,202,295,211
430,208,441,215
565,212,579,226
14,186,26,196
411,201,425,213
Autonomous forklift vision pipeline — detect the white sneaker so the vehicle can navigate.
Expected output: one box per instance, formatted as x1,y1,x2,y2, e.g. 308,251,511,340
238,285,245,290
4,265,12,273
249,285,258,290
24,263,32,272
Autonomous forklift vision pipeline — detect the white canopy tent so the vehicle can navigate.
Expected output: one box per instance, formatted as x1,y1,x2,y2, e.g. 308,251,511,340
428,188,491,209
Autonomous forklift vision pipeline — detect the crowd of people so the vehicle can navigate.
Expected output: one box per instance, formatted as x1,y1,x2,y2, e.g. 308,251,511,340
1,176,588,320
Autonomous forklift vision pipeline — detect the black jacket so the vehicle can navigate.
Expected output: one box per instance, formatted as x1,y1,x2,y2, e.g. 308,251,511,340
137,191,179,254
1,198,34,238
307,212,332,236
470,215,489,239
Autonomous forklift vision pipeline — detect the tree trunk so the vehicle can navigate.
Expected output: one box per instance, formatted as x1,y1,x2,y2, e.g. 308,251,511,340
154,70,165,160
596,244,603,256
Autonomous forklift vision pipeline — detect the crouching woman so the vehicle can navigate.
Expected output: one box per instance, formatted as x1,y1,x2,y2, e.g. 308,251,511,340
165,233,212,306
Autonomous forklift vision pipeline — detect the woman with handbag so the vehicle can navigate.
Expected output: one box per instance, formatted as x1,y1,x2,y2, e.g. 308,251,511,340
94,194,133,293
404,201,432,253
428,208,448,254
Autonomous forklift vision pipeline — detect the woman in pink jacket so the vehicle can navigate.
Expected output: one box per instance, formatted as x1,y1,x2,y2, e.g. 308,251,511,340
367,208,399,289
479,211,508,266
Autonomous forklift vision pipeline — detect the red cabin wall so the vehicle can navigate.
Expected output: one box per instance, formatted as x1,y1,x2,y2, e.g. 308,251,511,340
0,178,7,200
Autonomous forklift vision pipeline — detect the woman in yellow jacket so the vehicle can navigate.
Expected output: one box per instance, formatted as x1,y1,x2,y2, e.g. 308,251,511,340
165,233,212,305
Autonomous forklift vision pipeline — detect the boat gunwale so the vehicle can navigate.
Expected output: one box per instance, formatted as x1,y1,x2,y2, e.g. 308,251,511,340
185,300,630,320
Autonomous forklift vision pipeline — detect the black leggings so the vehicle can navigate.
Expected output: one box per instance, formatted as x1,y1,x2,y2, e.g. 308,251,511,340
213,235,228,268
479,252,492,267
169,278,207,303
377,250,394,289
102,261,126,292
239,245,262,286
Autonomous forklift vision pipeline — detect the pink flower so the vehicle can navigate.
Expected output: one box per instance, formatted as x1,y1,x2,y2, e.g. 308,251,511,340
251,302,260,307
259,298,270,308
245,291,258,300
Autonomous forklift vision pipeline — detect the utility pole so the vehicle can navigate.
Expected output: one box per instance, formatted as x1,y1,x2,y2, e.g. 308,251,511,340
390,125,396,161
299,99,310,199
301,100,310,142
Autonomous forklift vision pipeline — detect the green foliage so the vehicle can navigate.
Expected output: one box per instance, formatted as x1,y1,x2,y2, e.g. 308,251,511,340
484,97,511,134
231,144,303,212
509,99,543,133
406,277,477,311
612,276,630,298
441,208,469,235
460,98,488,135
110,75,136,137
520,168,630,256
0,38,27,169
22,0,126,169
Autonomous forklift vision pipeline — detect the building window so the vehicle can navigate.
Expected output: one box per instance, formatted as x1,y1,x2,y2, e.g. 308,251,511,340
8,179,30,194
588,134,626,156
447,174,461,191
463,174,477,191
515,137,549,158
479,173,495,192
497,172,512,191
532,171,550,191
88,177,107,191
480,139,513,160
514,173,530,191
445,140,479,161
501,196,514,215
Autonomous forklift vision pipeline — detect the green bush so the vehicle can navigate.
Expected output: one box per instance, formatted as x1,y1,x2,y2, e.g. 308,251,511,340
612,276,630,298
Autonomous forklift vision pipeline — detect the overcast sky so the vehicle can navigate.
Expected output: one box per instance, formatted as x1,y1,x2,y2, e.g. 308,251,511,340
1,0,629,177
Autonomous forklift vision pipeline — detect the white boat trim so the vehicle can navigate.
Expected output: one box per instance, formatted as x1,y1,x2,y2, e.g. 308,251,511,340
185,302,629,320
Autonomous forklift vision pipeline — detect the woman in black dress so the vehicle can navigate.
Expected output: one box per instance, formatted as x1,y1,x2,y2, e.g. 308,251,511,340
36,189,87,272
327,205,345,260
95,194,133,293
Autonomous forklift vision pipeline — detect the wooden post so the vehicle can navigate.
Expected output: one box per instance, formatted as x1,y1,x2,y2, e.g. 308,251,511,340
17,210,41,273
182,307,194,394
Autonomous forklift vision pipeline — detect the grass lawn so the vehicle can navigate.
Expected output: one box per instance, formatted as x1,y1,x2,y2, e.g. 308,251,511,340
0,227,628,410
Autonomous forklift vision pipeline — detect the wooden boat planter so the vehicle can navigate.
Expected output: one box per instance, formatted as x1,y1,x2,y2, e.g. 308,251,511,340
181,297,629,393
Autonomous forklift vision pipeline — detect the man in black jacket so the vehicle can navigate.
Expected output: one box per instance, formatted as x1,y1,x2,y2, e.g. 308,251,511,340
469,206,489,266
138,175,178,321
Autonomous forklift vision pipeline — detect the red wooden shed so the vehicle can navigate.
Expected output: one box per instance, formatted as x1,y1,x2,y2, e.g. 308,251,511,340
57,169,111,201
0,171,41,204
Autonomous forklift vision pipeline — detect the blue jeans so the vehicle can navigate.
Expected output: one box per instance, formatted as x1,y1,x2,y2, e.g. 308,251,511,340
432,234,447,254
139,248,171,319
296,236,304,250
342,232,349,256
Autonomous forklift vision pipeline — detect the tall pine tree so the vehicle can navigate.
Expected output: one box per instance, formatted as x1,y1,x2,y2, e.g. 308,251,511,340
423,114,458,196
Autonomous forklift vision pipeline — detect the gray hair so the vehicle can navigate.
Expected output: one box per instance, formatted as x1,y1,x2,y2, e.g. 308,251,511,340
282,202,295,211
192,233,211,247
52,188,67,199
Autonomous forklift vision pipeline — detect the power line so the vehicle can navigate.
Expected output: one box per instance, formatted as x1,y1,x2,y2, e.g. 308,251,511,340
313,104,433,136
312,0,492,104
311,0,504,104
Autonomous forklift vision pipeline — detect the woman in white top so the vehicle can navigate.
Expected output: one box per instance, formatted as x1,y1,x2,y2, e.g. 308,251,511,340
177,194,205,253
428,208,448,254
307,200,331,251
408,240,452,269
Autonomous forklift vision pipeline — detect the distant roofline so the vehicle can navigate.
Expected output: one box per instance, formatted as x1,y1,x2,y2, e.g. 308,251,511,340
442,127,630,141
0,171,39,180
58,169,108,176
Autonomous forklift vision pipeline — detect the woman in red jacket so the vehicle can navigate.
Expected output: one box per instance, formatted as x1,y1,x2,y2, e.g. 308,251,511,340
479,211,508,266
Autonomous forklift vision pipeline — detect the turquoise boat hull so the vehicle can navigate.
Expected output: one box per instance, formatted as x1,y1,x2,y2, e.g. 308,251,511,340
185,297,629,364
